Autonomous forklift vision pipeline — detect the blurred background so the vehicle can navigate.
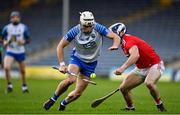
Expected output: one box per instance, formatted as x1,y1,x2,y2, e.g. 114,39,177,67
0,0,180,81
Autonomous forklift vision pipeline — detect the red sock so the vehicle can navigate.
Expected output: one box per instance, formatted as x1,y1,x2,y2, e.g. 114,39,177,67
155,98,162,105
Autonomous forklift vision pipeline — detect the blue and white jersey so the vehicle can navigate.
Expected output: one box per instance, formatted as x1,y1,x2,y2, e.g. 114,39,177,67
2,23,30,54
64,23,109,63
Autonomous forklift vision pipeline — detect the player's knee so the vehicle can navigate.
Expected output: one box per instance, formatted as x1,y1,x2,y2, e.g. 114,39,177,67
4,66,10,71
62,80,73,87
20,69,25,74
120,85,128,94
66,77,76,84
144,81,154,89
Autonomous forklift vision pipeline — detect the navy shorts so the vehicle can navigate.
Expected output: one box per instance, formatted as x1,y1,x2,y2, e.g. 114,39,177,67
69,55,97,78
6,52,26,62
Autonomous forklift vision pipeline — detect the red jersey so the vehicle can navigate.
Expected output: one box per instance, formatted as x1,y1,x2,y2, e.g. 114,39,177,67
121,34,160,69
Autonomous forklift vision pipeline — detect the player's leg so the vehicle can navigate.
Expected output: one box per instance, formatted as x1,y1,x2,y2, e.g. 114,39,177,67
4,55,14,93
59,74,89,111
59,59,97,111
54,64,78,97
119,71,144,110
144,62,166,112
18,60,28,93
15,53,28,93
43,64,78,110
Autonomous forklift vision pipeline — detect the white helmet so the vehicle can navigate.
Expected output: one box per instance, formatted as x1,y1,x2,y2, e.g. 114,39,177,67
80,11,95,26
109,23,126,35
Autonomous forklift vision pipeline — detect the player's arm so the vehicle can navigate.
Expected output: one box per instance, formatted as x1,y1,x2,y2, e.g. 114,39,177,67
57,25,79,73
95,23,120,50
121,45,140,69
106,31,120,50
18,25,31,45
57,38,69,65
114,45,140,75
1,26,10,48
57,38,70,74
3,40,10,48
24,25,31,44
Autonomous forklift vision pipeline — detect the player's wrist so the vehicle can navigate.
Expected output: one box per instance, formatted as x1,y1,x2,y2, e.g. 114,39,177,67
18,40,25,45
59,62,65,66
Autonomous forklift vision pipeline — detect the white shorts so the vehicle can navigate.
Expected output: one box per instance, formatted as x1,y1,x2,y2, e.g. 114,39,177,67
132,61,165,77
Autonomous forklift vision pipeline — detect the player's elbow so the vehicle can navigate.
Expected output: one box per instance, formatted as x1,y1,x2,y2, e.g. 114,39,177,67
108,31,120,40
113,33,120,42
25,38,31,44
131,53,140,63
57,38,68,51
56,44,61,52
134,54,140,62
135,53,140,59
57,43,64,56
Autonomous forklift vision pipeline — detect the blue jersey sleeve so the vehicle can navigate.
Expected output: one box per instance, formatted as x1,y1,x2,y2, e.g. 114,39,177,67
23,25,30,39
2,26,8,40
23,25,31,44
64,25,80,42
94,23,109,36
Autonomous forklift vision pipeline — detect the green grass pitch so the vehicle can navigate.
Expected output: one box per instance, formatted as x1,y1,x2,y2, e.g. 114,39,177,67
0,78,180,114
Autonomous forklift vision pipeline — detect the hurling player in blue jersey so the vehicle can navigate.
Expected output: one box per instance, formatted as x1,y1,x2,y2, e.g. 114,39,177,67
2,11,30,93
43,11,120,111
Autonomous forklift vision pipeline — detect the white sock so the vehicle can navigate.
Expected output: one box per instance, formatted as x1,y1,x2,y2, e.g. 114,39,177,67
22,86,28,91
8,84,13,88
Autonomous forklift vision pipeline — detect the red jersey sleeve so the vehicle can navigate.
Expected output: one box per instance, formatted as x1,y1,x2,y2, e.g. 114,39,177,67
125,40,137,54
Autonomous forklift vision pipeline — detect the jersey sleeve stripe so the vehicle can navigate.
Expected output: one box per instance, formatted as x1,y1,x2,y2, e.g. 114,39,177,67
64,25,80,42
95,23,109,36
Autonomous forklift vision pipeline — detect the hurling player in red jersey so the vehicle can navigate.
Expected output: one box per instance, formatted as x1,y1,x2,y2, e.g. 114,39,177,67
109,23,166,112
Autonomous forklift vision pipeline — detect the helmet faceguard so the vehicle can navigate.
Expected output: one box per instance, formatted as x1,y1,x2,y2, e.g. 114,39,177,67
79,11,95,34
10,11,21,25
80,11,95,27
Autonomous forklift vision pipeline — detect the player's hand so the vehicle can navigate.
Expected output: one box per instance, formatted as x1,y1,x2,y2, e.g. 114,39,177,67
11,35,17,42
114,66,125,75
7,39,12,44
4,40,12,47
17,39,25,45
108,46,118,50
7,37,14,44
59,65,67,74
